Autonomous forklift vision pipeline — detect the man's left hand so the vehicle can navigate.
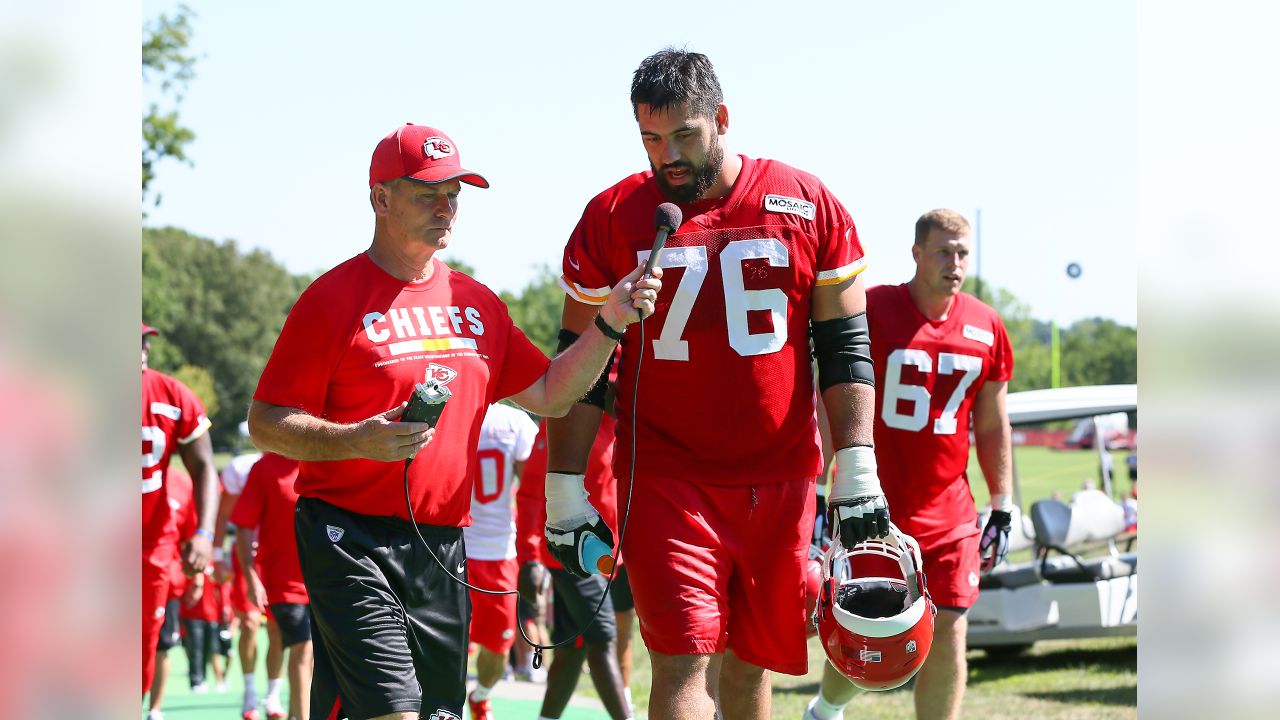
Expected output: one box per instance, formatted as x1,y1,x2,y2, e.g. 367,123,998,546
182,532,213,577
979,509,1013,572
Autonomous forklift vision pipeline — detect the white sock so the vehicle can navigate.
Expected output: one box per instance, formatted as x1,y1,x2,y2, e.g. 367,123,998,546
266,678,283,700
471,682,494,702
624,686,633,706
242,672,257,705
811,694,847,720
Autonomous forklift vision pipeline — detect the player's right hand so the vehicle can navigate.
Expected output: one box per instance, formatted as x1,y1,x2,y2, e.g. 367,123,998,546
349,402,435,462
545,518,615,579
518,561,547,605
828,446,891,548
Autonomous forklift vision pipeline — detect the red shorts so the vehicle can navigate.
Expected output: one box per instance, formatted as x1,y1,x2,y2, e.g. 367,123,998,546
466,558,519,655
623,474,816,675
916,528,982,609
142,544,175,694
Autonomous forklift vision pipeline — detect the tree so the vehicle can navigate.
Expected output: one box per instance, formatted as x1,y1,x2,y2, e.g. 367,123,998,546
1061,317,1137,386
143,226,312,448
500,265,565,355
142,4,198,208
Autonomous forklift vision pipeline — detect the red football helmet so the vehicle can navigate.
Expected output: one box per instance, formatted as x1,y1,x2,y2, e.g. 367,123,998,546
812,523,936,691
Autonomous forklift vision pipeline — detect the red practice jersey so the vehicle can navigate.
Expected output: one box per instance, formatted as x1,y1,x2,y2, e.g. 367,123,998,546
166,467,194,599
560,157,866,485
142,368,211,550
867,285,1013,543
515,416,620,569
255,254,549,525
228,452,307,605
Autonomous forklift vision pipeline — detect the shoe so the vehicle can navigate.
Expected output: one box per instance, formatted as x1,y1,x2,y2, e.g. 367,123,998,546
467,693,493,720
263,696,286,719
146,711,164,720
241,710,260,720
804,696,844,720
190,682,208,694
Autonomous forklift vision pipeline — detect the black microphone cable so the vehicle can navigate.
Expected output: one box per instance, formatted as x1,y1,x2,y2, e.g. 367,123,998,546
400,313,649,669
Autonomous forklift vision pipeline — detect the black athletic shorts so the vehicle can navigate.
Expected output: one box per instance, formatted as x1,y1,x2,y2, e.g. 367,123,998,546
296,496,469,720
550,567,616,646
157,597,181,650
268,602,311,647
609,563,635,613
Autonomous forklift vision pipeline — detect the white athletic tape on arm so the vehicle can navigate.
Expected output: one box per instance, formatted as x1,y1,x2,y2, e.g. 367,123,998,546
830,446,881,501
990,493,1016,513
545,472,599,529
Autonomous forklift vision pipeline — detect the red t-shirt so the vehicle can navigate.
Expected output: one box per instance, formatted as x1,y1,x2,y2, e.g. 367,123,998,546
254,254,550,525
515,416,620,570
228,452,307,605
560,156,866,485
166,467,194,599
867,285,1014,544
142,368,211,550
179,570,224,623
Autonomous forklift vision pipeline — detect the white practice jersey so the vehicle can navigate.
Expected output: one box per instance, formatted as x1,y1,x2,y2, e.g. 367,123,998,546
220,452,263,495
464,404,539,560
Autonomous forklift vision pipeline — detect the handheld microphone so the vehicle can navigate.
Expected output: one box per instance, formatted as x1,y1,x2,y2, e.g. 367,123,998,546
644,202,682,278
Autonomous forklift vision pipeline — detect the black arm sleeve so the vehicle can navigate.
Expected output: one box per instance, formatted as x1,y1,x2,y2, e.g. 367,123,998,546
811,312,874,391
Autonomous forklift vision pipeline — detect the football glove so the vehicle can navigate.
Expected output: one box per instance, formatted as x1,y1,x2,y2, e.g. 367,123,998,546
828,446,890,547
543,472,614,578
979,493,1015,572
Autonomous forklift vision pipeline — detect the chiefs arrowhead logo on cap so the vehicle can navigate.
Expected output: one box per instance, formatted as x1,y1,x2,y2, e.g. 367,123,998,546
425,362,458,385
423,137,455,160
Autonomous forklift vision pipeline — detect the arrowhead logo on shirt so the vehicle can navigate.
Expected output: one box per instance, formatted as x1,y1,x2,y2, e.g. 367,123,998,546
428,711,461,720
425,363,458,385
326,525,345,543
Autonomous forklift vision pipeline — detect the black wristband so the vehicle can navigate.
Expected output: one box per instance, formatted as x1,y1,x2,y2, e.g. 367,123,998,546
594,313,624,341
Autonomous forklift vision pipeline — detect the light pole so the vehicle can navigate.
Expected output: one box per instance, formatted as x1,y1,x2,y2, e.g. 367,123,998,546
1051,262,1083,388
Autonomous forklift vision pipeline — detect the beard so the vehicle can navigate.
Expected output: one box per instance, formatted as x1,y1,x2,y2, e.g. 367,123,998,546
653,141,724,203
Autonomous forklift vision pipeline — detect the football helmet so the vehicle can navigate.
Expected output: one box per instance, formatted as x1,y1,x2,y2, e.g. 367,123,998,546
812,522,936,691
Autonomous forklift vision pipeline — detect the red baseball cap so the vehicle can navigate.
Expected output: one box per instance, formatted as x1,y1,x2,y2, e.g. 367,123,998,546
368,123,489,189
142,323,159,336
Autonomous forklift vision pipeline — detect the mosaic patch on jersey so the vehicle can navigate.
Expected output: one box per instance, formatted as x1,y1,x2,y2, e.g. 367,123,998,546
763,194,816,220
963,324,995,347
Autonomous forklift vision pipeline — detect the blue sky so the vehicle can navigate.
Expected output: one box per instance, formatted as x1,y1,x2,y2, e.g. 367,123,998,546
142,0,1136,326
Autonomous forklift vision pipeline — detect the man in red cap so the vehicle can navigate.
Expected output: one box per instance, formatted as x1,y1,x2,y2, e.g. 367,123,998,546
247,123,662,720
141,323,220,702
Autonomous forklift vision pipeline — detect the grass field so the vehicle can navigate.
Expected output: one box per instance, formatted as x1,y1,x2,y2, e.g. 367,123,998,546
164,445,1136,718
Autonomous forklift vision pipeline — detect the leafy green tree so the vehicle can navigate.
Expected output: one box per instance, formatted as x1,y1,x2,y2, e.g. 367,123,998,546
500,265,565,355
142,4,198,208
172,364,219,420
143,226,312,448
1061,317,1137,386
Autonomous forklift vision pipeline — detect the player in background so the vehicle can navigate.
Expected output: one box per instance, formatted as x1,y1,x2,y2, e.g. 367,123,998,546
516,417,633,720
462,403,540,720
546,48,888,719
147,466,194,720
804,209,1014,720
230,453,310,720
142,323,219,701
215,447,287,718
